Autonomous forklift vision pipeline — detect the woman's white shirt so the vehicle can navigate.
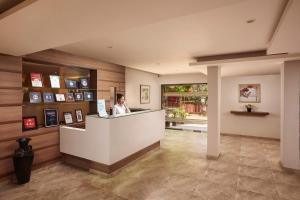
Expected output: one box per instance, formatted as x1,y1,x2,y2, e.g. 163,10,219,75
113,104,130,115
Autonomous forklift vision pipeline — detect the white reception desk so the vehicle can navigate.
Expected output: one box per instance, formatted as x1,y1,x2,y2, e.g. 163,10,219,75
60,109,165,173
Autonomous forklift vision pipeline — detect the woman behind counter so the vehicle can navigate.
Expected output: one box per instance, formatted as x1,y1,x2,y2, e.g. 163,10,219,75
113,94,131,115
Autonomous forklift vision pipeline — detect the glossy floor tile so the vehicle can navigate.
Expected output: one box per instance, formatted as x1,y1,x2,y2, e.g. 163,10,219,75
1,130,300,200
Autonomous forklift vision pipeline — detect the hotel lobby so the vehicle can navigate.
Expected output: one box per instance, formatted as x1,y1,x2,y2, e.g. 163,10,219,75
0,0,300,200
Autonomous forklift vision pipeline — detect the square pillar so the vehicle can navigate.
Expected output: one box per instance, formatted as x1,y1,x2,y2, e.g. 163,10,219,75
207,66,221,159
281,61,300,169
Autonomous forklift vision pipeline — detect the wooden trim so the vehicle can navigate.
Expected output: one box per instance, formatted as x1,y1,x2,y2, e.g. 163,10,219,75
97,79,125,83
195,50,267,62
0,104,22,107
0,69,22,74
0,87,22,90
63,141,160,174
101,68,125,75
0,120,22,125
221,133,280,141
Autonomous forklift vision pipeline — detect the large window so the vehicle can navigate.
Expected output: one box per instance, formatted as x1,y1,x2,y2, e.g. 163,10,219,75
161,83,208,124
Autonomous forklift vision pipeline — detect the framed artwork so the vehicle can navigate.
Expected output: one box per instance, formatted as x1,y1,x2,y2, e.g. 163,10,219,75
49,75,60,88
80,78,89,89
75,109,83,122
29,92,42,103
239,84,261,103
140,85,150,104
66,93,75,102
44,109,58,127
30,73,43,87
55,93,66,102
84,91,94,101
43,92,54,103
65,79,77,89
74,92,83,101
63,112,73,124
22,116,37,131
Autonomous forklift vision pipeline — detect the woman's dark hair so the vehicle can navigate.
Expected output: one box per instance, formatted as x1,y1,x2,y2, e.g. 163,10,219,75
116,93,124,101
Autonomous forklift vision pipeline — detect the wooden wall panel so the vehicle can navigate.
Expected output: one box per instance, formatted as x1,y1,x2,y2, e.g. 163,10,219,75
0,122,22,142
0,89,22,105
33,145,61,165
97,91,110,101
0,157,14,177
0,55,22,72
0,106,22,123
30,132,59,150
0,140,17,159
97,70,125,82
0,71,22,88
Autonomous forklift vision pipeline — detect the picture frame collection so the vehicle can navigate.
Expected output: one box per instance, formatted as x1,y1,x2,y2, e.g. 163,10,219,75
29,73,94,103
23,72,91,131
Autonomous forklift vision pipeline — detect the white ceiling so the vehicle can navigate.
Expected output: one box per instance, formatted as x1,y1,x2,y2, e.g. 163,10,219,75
0,0,297,76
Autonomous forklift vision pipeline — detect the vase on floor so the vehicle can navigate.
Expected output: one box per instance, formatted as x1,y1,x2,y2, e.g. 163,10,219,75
13,138,34,184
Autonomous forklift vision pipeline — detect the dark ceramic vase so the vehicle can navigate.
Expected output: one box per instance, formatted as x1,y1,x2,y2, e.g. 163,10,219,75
13,138,34,184
247,108,252,112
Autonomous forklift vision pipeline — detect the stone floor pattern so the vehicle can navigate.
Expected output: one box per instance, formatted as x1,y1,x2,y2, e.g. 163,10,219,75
1,129,300,200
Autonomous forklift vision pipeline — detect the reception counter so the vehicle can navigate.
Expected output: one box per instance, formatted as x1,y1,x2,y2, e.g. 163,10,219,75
60,109,165,174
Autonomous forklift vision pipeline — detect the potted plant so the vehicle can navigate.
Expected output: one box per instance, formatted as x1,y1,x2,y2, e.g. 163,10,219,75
245,104,253,112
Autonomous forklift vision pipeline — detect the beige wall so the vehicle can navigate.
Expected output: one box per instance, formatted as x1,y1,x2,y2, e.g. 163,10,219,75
221,74,281,139
125,68,160,109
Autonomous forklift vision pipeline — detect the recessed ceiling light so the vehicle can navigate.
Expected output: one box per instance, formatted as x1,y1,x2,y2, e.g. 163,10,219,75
107,46,113,49
246,19,256,24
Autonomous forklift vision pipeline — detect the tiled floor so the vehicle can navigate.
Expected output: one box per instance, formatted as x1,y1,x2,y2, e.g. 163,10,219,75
1,130,300,200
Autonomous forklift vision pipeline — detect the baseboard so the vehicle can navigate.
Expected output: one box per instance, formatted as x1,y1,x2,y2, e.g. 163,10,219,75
221,133,280,141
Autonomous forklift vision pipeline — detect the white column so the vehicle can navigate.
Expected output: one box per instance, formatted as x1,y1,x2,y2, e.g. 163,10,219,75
281,61,300,169
207,66,221,158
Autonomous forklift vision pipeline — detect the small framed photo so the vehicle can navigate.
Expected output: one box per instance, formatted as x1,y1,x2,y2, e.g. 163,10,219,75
80,78,89,89
140,85,150,104
29,92,42,103
75,109,83,122
55,93,66,102
66,93,75,102
22,116,37,131
30,73,43,87
84,91,94,101
44,109,58,127
74,92,83,101
63,112,73,124
43,92,55,103
49,75,60,88
65,79,77,89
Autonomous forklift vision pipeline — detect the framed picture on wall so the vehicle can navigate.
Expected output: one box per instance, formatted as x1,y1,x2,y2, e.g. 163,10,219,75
30,73,43,87
75,109,83,122
43,92,55,103
44,109,58,127
140,85,150,104
239,84,261,103
63,112,73,124
49,75,61,88
55,93,66,102
22,116,37,131
80,78,89,89
29,92,42,103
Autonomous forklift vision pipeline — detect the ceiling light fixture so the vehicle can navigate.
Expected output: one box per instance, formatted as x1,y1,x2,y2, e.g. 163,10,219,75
246,19,256,24
107,46,113,49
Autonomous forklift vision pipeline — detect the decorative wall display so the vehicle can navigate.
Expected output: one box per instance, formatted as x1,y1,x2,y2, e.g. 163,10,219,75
29,92,42,103
49,75,60,88
140,85,150,104
63,112,73,124
239,84,261,103
65,79,77,89
75,109,83,122
74,92,83,101
44,109,58,127
84,91,94,101
66,93,75,102
55,93,66,102
43,92,55,103
80,78,89,89
30,73,43,87
22,116,37,131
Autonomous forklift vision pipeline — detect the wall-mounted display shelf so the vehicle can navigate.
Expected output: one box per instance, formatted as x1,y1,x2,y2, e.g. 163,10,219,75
230,111,270,116
22,59,97,129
